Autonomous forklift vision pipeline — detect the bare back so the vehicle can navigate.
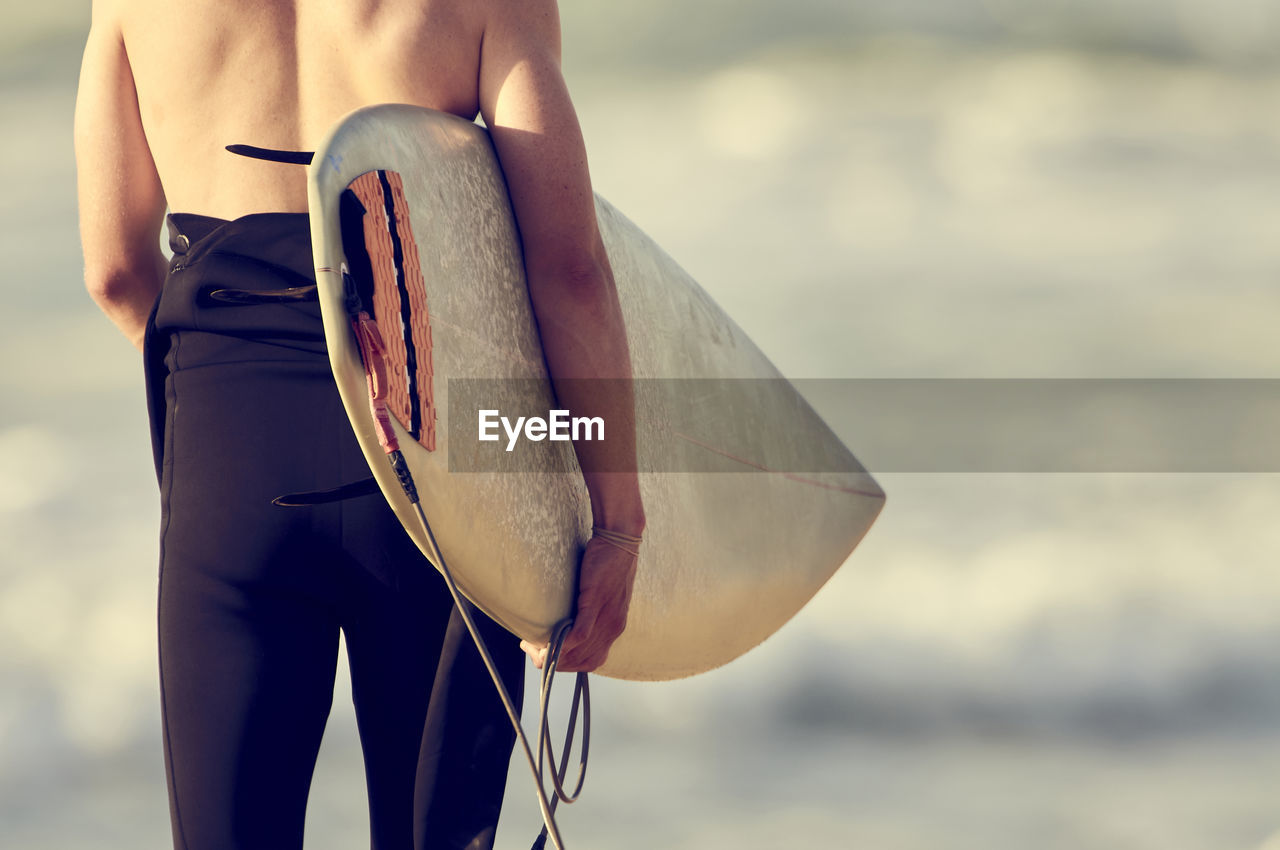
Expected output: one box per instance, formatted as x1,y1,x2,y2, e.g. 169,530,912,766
118,0,485,218
77,0,612,364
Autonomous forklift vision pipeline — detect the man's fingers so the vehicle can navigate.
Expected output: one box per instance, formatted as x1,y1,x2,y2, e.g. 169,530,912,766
557,644,605,673
556,611,627,673
556,623,600,672
554,612,597,671
521,639,548,670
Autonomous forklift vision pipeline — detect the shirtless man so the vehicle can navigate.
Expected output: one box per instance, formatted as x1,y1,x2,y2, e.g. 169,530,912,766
74,0,644,846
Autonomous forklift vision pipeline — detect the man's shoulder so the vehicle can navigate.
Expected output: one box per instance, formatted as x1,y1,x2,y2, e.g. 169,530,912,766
478,0,562,60
88,0,124,28
481,0,561,32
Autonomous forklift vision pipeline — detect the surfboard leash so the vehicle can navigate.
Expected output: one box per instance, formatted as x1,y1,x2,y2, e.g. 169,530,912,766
530,624,590,850
348,296,590,850
407,498,586,850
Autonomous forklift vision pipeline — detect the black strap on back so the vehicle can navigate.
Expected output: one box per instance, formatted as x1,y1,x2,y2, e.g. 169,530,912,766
205,285,318,305
226,144,315,165
272,476,381,507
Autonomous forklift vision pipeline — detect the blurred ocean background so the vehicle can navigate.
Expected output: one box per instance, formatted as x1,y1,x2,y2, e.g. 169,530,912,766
4,1,1280,848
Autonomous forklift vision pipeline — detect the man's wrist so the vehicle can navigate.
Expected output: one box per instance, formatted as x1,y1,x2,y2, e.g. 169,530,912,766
589,504,646,538
591,516,645,538
585,473,645,536
592,525,643,556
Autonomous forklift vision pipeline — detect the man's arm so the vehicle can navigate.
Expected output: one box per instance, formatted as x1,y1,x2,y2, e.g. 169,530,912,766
75,0,168,352
479,0,645,672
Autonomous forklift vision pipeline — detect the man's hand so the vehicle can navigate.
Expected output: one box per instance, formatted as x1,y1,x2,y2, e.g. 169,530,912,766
521,536,639,673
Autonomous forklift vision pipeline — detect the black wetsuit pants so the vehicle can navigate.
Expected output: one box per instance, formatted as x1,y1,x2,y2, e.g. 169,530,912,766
142,213,523,850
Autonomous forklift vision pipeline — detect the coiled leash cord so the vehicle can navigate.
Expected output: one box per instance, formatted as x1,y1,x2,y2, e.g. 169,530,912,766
349,311,590,850
409,500,589,850
526,527,641,849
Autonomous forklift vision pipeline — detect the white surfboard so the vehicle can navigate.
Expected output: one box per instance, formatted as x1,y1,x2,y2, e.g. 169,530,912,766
307,104,883,680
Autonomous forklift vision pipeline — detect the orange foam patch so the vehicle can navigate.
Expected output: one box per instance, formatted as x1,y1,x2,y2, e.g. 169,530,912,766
385,172,436,451
347,171,437,451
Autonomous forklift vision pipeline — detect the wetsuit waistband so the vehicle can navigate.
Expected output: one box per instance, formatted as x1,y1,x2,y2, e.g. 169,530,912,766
157,212,322,342
166,212,310,262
